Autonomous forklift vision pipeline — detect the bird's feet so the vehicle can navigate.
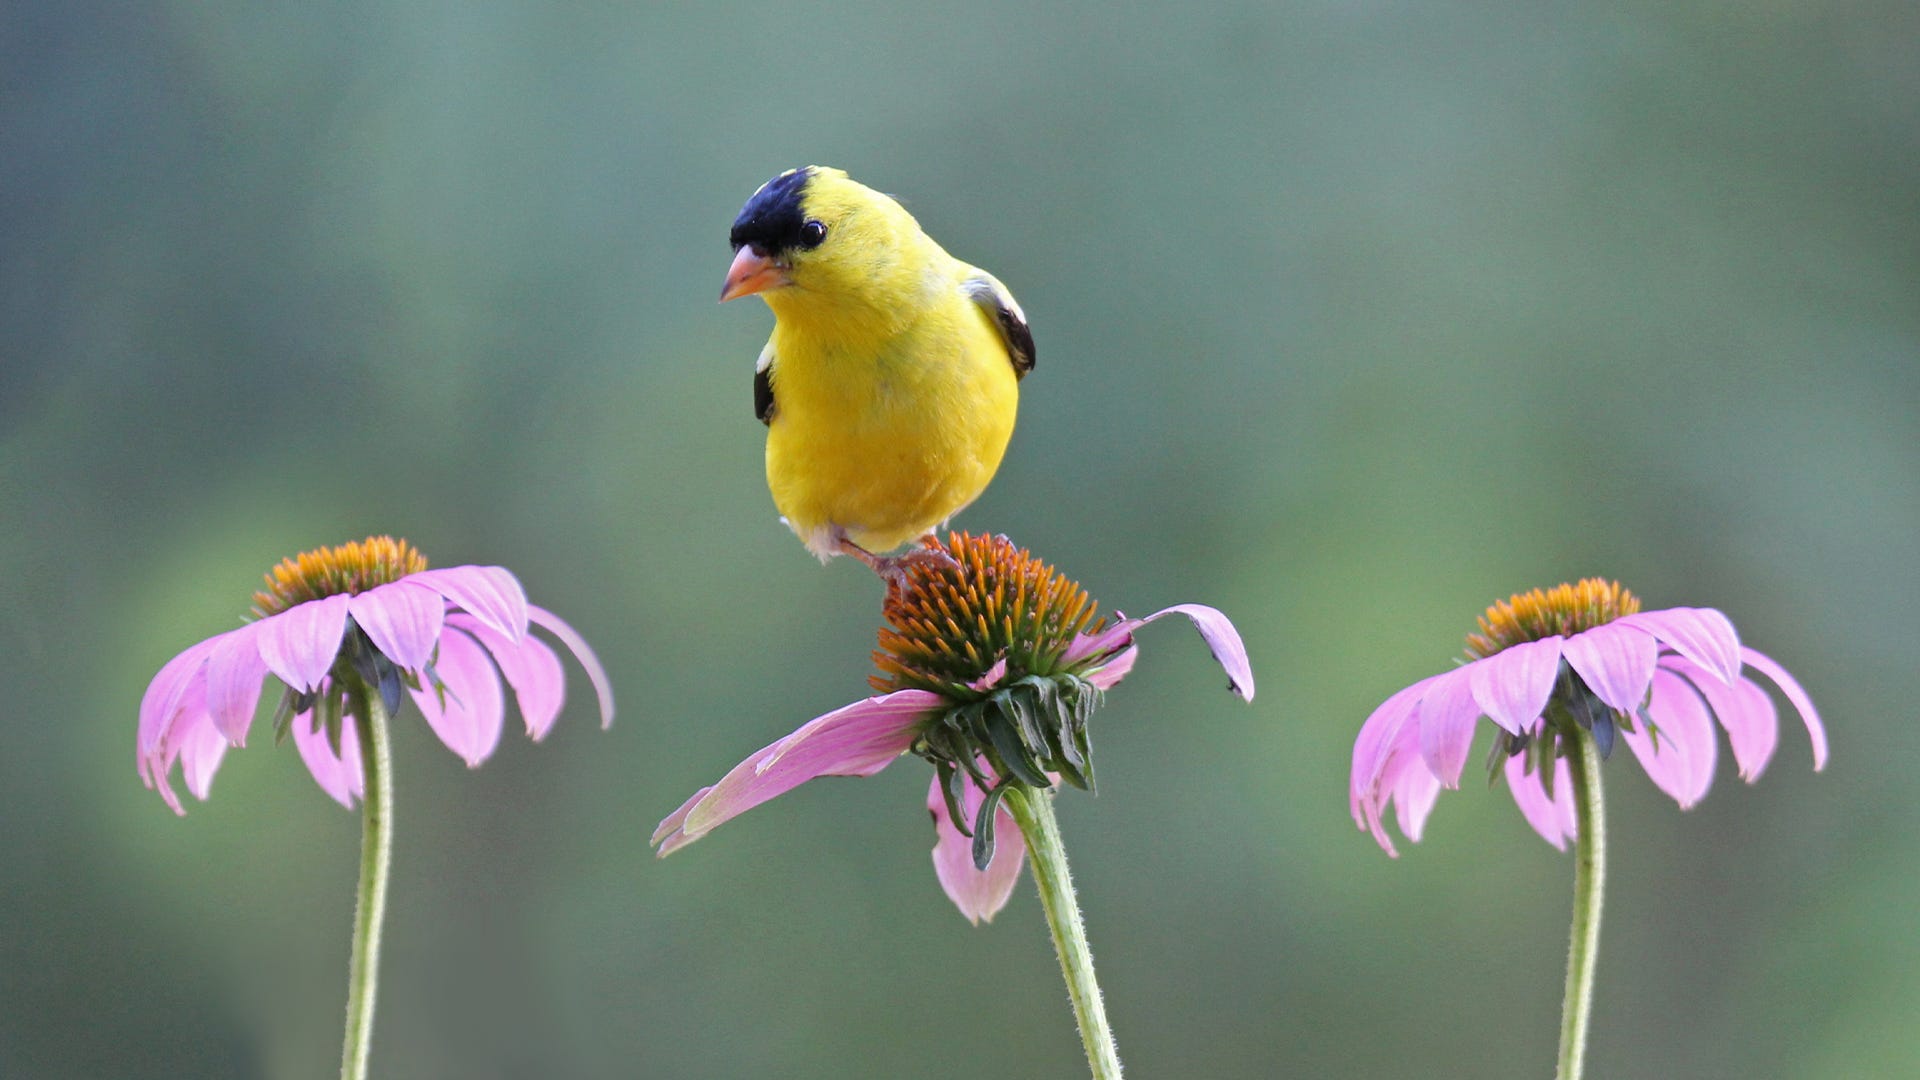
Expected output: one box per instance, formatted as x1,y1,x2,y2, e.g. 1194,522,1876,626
836,538,961,590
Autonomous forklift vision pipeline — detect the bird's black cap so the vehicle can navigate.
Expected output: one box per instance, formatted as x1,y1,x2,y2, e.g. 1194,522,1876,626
730,167,818,255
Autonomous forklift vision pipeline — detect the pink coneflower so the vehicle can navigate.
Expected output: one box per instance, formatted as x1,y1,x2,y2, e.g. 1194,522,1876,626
135,536,613,1080
653,532,1252,921
654,532,1253,1080
137,535,614,813
1349,578,1826,1080
1350,579,1826,855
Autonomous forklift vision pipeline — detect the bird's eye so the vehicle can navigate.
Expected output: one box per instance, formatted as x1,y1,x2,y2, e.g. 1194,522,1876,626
799,220,827,248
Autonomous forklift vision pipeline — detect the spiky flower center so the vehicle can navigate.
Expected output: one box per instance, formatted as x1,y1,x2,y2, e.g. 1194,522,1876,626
873,534,1112,869
1465,578,1639,660
871,533,1102,696
252,535,428,617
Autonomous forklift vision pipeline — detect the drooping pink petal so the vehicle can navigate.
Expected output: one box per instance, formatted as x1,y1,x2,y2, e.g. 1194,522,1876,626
1505,750,1577,850
654,689,942,856
927,771,1025,925
1351,677,1429,824
1416,667,1481,788
1623,607,1741,686
348,580,446,671
450,613,565,740
1561,622,1658,712
254,593,351,694
1622,669,1718,808
527,604,615,728
1739,647,1828,771
138,638,217,759
1374,714,1436,837
204,624,268,745
409,627,506,767
1665,656,1777,781
1391,756,1443,844
1082,645,1137,691
178,706,230,801
1351,675,1436,856
145,677,216,814
1058,620,1133,668
412,566,529,642
1063,604,1254,700
651,787,711,848
1469,637,1563,735
292,710,365,810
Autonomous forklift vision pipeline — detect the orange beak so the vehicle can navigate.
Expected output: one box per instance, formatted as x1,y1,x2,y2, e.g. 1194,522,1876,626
720,246,790,302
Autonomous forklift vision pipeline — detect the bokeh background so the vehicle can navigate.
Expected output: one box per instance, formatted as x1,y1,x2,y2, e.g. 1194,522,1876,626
4,3,1915,1077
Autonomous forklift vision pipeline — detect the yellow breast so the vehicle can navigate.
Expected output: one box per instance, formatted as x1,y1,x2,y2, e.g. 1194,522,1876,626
765,292,1019,558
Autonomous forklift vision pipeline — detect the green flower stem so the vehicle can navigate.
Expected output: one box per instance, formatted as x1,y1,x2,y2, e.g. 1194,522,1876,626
1004,785,1123,1080
340,685,394,1080
1557,724,1607,1080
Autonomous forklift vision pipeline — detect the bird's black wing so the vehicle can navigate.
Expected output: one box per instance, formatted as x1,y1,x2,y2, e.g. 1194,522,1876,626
961,272,1035,379
753,343,776,424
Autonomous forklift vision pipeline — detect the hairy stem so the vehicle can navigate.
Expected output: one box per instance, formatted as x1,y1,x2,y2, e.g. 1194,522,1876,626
1004,785,1123,1080
1557,725,1606,1080
340,686,394,1080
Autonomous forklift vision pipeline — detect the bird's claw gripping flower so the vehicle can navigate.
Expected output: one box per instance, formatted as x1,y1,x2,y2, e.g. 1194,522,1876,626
653,532,1254,923
1350,579,1827,855
137,536,615,812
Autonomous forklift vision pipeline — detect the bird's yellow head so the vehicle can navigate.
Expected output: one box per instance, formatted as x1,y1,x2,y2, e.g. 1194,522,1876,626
720,167,938,325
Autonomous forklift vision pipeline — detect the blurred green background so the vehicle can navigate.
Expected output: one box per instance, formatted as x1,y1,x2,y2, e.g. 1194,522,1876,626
4,3,1914,1077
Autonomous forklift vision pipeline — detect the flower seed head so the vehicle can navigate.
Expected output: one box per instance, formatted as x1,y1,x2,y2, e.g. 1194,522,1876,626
1465,578,1640,660
871,533,1103,697
252,536,429,617
869,534,1114,865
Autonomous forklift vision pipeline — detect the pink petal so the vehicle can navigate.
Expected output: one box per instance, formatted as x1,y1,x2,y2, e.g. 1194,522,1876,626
1469,638,1563,735
178,707,230,801
1665,656,1777,781
1622,669,1717,808
653,690,941,855
1351,675,1436,856
1739,646,1827,771
409,627,506,767
1351,676,1428,821
528,604,615,728
968,656,1010,693
1058,622,1132,668
1505,751,1577,850
254,593,351,694
1082,646,1137,691
204,624,269,745
651,786,711,848
1561,622,1658,712
348,580,446,671
450,613,565,740
1622,607,1741,685
927,770,1026,924
1066,603,1255,701
411,566,529,642
146,679,216,814
293,710,365,810
138,637,217,758
1416,667,1481,788
1392,758,1442,843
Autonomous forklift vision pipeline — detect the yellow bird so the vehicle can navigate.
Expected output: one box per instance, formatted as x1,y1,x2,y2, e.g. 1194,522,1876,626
720,166,1033,579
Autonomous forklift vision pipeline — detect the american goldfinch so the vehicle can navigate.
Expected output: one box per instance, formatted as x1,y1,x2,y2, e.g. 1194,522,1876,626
721,166,1033,578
